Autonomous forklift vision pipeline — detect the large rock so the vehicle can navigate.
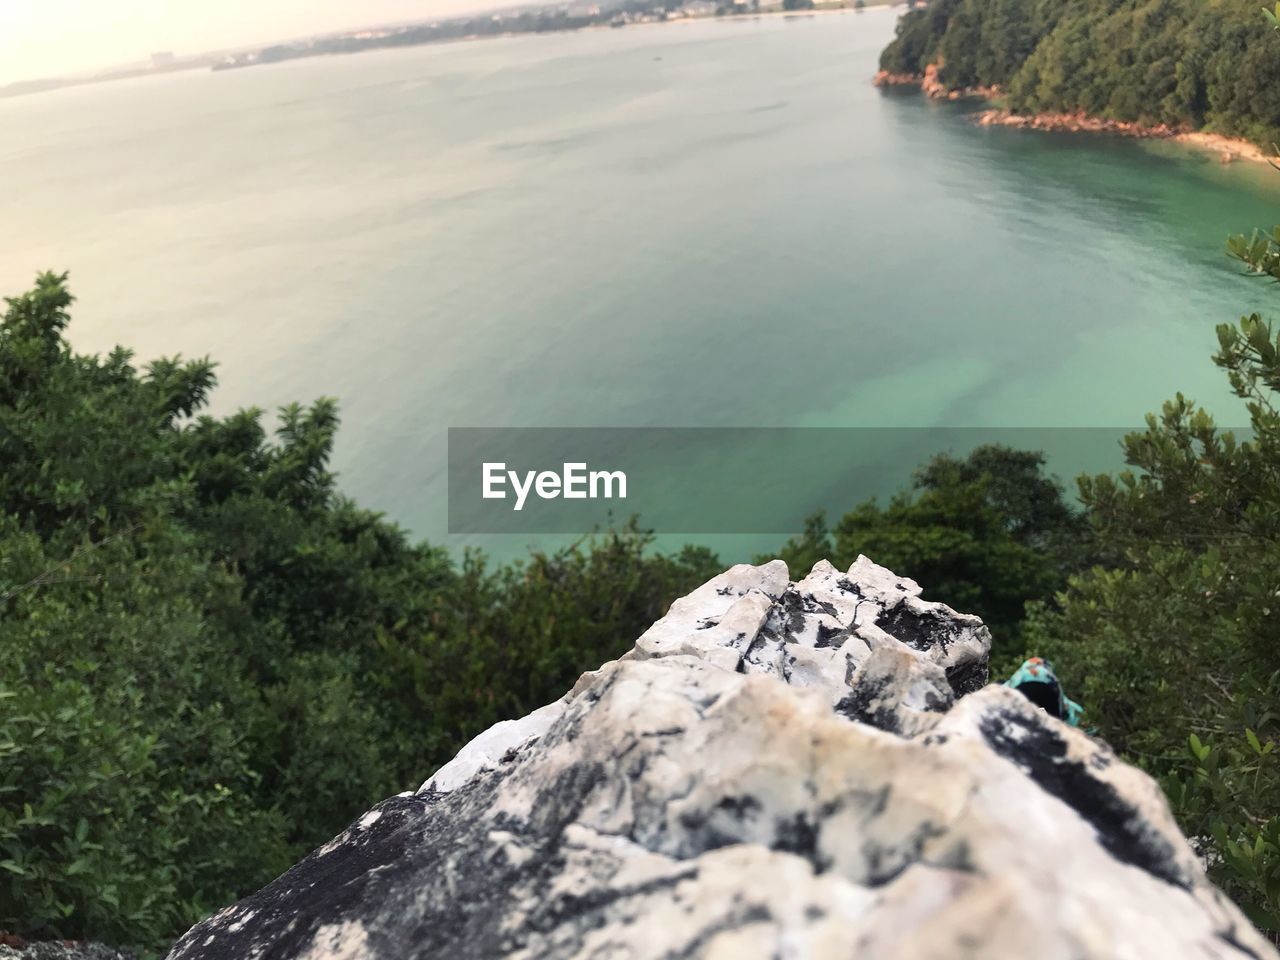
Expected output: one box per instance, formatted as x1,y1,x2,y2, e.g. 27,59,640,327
167,558,1277,960
0,941,135,960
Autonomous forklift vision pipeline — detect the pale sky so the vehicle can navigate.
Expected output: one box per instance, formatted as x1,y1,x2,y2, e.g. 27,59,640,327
0,0,504,85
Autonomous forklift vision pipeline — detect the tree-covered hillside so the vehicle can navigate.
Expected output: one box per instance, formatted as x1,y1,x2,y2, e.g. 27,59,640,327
880,0,1280,145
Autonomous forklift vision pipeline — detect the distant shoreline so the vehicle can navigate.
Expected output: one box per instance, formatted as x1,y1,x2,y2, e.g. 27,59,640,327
2,4,899,101
873,67,1273,166
208,4,897,75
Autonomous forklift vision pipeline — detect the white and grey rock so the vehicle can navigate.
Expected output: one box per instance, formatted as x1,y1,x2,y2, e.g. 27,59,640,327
0,943,135,960
166,557,1278,960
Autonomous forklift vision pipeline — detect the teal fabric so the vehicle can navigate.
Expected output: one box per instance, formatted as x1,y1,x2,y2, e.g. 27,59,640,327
1004,657,1084,727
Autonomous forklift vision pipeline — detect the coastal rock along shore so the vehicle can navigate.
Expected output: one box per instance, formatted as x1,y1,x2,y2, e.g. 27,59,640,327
875,62,1267,163
166,558,1277,960
973,109,1269,163
873,61,999,100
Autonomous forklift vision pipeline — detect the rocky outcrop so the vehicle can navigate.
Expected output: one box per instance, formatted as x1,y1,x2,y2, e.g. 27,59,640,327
974,108,1181,138
167,558,1278,960
873,62,1000,101
919,62,948,100
878,68,1266,164
871,69,922,88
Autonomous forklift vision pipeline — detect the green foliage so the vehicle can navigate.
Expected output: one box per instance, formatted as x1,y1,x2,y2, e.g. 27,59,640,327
879,0,1280,145
1164,679,1280,932
1026,249,1280,933
0,520,291,947
879,0,964,76
0,274,715,951
372,526,721,767
1229,228,1280,283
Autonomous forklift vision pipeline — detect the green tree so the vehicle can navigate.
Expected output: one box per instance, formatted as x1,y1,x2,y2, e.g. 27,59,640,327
371,523,721,767
1026,347,1280,932
0,272,719,951
1027,30,1280,920
879,0,1280,146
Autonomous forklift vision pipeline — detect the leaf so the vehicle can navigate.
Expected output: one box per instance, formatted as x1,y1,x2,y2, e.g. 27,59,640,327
1190,733,1209,761
1240,900,1280,931
1247,727,1264,756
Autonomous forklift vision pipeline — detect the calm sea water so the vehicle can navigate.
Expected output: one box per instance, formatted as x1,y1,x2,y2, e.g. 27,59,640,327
3,11,1279,560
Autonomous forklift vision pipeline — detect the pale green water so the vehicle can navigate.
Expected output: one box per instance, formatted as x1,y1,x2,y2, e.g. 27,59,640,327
2,11,1278,559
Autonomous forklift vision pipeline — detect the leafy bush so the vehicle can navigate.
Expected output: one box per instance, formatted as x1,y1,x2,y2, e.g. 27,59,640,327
371,524,721,771
0,521,290,946
0,276,714,951
1028,231,1280,936
1163,677,1280,933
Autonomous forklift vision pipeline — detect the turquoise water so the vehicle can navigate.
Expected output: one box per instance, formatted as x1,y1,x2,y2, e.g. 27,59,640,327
2,11,1278,559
